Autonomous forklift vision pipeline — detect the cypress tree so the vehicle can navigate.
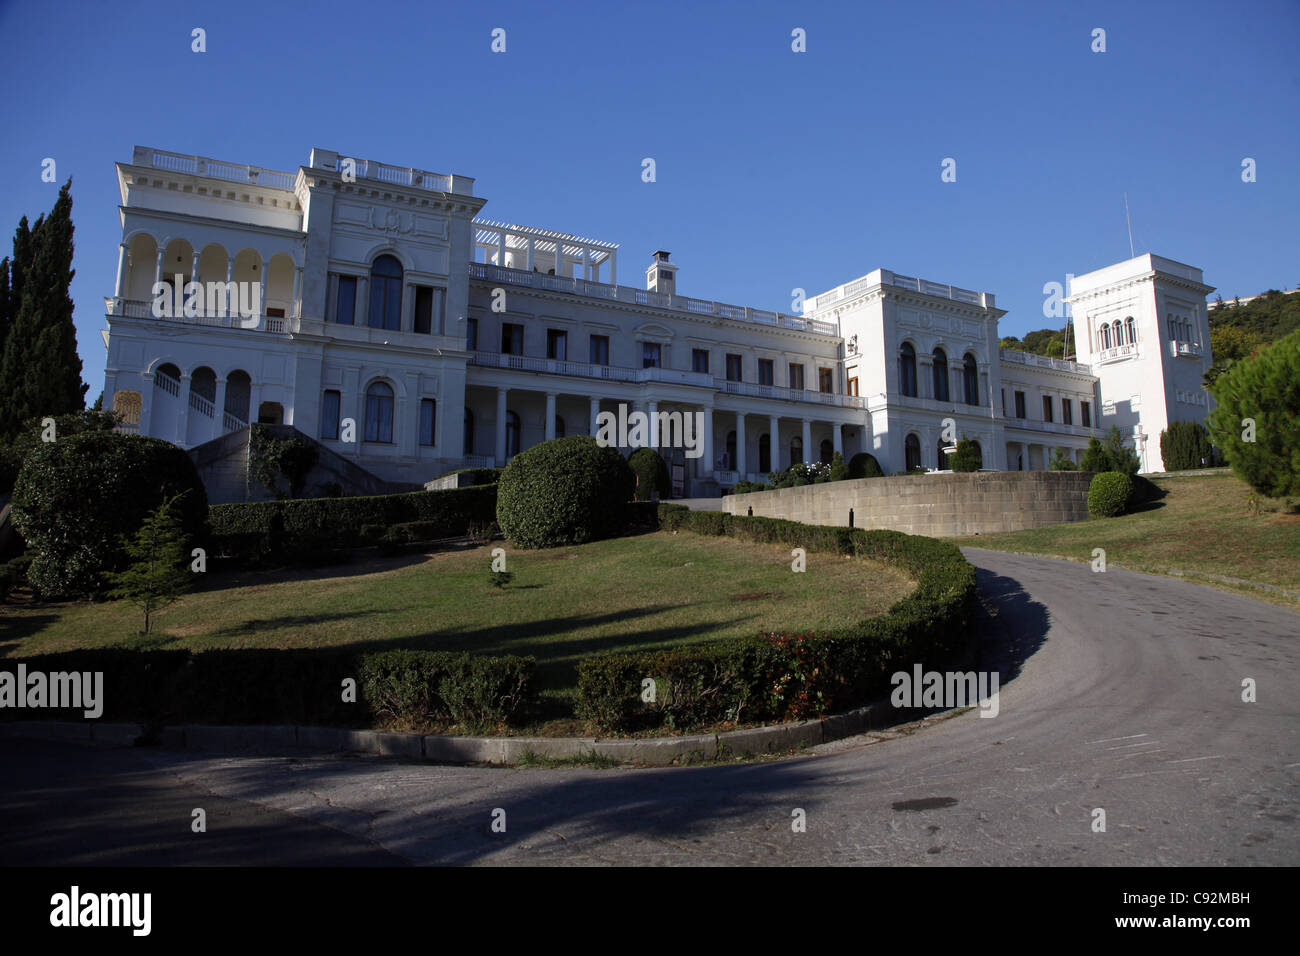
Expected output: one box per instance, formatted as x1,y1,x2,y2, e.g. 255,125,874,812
0,182,87,439
104,495,193,634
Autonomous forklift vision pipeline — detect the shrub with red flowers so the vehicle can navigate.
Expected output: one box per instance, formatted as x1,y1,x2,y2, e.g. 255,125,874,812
764,631,835,721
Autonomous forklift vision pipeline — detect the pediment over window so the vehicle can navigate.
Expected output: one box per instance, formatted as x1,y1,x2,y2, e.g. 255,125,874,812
633,322,674,341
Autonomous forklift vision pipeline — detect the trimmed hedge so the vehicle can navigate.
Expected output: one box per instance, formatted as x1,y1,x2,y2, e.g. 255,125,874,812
431,467,503,486
11,432,209,599
629,447,670,501
848,452,885,479
208,484,497,562
0,647,536,733
496,436,635,549
1088,471,1133,518
577,505,978,732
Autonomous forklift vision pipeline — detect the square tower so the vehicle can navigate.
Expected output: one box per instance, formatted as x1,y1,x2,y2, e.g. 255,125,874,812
1065,254,1215,472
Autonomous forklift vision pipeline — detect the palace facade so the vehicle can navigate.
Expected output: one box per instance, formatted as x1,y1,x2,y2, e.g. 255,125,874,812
101,146,1216,496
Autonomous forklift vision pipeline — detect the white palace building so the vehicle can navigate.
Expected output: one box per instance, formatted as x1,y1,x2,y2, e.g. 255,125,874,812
100,146,1216,497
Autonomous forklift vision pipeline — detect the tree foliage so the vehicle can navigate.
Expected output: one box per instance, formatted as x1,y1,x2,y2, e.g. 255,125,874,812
104,495,194,633
249,425,319,499
950,437,982,472
628,447,670,502
1159,421,1222,471
0,181,87,439
1207,327,1300,498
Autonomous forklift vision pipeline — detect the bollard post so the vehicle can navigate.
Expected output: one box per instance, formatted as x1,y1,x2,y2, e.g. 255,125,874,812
747,506,753,517
849,507,854,528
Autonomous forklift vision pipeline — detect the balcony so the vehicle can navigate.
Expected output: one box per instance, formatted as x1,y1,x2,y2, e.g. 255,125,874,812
134,147,296,191
1097,344,1138,364
1170,340,1203,359
469,263,839,336
714,378,868,409
106,297,296,333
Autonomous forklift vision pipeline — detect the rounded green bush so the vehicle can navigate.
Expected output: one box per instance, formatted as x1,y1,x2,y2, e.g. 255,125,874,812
11,432,209,598
496,436,635,549
1087,471,1133,518
628,447,670,502
848,452,884,479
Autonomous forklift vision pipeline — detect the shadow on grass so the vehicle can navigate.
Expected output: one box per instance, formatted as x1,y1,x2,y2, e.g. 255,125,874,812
0,612,63,657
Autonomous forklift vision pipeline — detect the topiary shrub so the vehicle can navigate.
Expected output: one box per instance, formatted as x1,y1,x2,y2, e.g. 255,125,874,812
1088,471,1133,518
848,452,884,479
11,432,209,599
950,438,982,472
829,451,849,481
496,436,635,549
628,447,670,501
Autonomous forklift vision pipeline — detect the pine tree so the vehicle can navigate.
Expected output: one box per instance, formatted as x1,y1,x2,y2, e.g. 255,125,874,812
950,437,982,472
0,182,87,439
104,495,193,634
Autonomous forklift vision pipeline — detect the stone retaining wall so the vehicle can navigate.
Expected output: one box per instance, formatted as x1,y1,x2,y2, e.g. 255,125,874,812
722,471,1092,536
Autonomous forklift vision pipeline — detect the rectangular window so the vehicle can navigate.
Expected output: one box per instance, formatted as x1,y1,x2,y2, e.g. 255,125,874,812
1042,395,1053,422
266,307,285,318
589,334,610,366
321,390,340,440
502,323,523,354
466,317,477,351
818,367,833,393
419,398,436,447
1062,399,1073,425
1081,401,1091,427
758,359,774,386
848,376,859,396
692,349,709,374
547,329,567,360
414,286,433,335
642,342,661,368
336,276,356,325
789,363,805,390
726,354,742,382
1001,388,1006,416
1014,391,1026,418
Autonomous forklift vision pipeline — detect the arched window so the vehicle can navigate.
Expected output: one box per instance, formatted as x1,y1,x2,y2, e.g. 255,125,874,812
898,342,917,397
759,433,771,473
904,434,922,472
1101,324,1111,349
1125,316,1135,346
368,254,403,331
932,348,949,401
464,407,475,454
505,410,520,458
1112,321,1123,346
963,354,979,405
364,381,394,442
790,436,803,465
554,416,565,439
725,430,737,470
819,439,833,464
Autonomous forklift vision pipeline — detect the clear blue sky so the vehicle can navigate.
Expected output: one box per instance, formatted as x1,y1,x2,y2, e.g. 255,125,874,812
1,0,1296,400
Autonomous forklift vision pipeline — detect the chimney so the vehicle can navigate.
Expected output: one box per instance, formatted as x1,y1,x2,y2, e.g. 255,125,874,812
646,250,677,295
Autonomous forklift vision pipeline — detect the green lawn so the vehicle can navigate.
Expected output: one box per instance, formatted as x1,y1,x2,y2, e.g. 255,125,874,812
0,531,915,704
950,473,1300,607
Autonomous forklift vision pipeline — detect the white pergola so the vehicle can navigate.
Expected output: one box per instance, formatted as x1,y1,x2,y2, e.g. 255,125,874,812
472,218,619,285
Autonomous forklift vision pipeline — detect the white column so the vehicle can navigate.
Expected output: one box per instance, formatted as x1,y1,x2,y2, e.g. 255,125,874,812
495,388,508,465
648,401,659,448
153,247,165,288
356,276,369,327
191,250,201,285
497,230,507,268
545,393,557,441
225,255,234,283
589,397,600,437
702,406,713,475
176,374,191,445
609,250,617,286
832,422,843,457
802,419,812,464
292,267,303,318
139,374,154,436
735,412,747,477
402,282,414,332
526,236,535,272
257,258,267,329
213,377,228,440
554,240,564,278
768,414,779,470
115,243,129,298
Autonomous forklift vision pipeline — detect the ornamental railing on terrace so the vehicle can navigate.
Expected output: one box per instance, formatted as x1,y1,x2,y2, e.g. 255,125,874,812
813,270,992,312
469,262,839,336
998,348,1091,374
134,147,296,191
